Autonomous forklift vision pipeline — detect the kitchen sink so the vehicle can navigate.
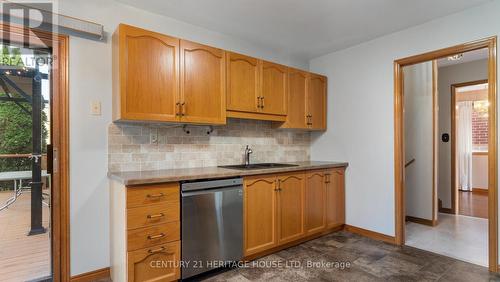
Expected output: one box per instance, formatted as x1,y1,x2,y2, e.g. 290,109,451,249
219,163,299,170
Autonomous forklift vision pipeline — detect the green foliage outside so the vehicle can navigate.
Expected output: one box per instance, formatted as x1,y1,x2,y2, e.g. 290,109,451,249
0,45,49,191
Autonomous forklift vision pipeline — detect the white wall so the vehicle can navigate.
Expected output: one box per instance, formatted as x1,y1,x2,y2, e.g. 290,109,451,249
404,62,434,220
473,154,489,189
56,0,307,275
309,1,500,237
438,59,488,208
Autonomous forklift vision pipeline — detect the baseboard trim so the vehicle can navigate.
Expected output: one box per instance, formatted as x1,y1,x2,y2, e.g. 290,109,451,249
438,198,454,214
70,267,110,282
405,216,437,226
439,207,454,214
344,224,396,244
472,188,488,194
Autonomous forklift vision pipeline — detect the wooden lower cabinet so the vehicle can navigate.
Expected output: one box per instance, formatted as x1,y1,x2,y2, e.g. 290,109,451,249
111,167,345,280
325,169,345,228
243,168,345,258
277,173,305,244
110,181,181,282
243,175,278,256
127,241,180,282
127,221,180,251
305,171,326,234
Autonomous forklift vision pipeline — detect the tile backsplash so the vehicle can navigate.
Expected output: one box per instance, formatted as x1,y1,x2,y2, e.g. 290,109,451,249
108,119,311,172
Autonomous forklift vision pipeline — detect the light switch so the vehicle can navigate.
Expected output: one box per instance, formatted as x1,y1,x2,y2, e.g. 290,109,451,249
91,101,101,116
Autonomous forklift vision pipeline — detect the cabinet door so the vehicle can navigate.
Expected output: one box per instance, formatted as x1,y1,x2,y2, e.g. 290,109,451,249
127,241,180,282
277,173,305,244
180,40,226,124
226,52,260,113
305,171,326,234
282,68,308,129
326,169,345,228
117,24,179,122
244,175,277,256
261,61,287,116
307,74,327,130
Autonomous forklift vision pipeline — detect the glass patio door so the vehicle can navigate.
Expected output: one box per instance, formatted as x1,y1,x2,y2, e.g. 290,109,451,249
0,43,53,281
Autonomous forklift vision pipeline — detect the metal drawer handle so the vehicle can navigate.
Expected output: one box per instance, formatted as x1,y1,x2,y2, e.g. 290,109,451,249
148,247,165,254
146,193,164,198
147,213,164,219
147,233,166,240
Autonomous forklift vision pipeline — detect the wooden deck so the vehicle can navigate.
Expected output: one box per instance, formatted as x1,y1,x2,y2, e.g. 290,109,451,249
0,190,50,282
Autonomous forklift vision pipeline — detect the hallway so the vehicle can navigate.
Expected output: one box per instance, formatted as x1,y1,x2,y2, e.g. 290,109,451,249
406,213,487,267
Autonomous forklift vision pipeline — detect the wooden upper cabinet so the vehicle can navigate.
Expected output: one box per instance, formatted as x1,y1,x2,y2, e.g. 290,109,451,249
226,52,260,113
244,175,277,256
281,68,308,129
277,173,305,245
305,171,326,234
180,40,226,124
325,169,345,228
113,23,327,128
113,24,180,122
307,74,327,130
261,61,287,116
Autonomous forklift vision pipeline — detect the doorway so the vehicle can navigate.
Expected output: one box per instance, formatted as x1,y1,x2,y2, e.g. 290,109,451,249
451,80,489,220
0,23,69,281
394,37,497,271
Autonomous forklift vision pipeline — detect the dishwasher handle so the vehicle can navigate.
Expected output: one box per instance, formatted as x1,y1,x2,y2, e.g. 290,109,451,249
181,178,243,192
181,186,243,197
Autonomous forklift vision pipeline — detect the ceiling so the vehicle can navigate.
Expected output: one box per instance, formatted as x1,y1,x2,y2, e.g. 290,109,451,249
115,0,492,61
437,48,489,67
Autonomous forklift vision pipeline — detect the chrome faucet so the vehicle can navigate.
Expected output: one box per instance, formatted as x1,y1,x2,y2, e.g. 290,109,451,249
244,145,253,166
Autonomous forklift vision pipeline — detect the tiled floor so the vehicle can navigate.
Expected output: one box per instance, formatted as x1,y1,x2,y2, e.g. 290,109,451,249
185,231,499,282
406,213,488,267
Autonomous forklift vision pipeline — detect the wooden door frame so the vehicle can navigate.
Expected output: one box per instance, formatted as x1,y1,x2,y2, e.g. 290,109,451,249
0,23,70,281
394,37,498,272
451,79,489,214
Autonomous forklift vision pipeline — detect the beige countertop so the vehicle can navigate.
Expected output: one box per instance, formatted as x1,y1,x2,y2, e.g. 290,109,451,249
108,161,348,186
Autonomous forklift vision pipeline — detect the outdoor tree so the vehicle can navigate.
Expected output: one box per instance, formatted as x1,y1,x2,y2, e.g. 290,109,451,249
0,45,48,189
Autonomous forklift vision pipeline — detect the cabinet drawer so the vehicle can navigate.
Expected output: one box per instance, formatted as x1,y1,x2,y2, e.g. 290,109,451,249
127,241,180,282
127,183,179,208
127,202,180,230
128,221,180,251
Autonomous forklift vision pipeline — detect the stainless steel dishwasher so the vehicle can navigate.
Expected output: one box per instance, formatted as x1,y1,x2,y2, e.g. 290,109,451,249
181,178,243,279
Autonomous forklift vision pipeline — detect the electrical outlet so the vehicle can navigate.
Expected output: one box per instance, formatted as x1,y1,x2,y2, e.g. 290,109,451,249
91,101,101,116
